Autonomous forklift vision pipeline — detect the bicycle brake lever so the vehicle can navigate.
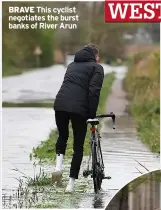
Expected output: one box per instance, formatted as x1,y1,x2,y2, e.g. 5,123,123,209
111,115,116,129
112,120,116,129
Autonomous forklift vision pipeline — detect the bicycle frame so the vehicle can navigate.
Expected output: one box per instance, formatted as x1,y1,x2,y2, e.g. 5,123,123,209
85,123,104,174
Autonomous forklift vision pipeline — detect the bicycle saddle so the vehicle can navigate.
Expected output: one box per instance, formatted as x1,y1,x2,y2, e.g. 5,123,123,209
87,119,99,125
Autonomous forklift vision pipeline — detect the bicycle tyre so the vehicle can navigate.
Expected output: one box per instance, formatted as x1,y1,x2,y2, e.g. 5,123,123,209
92,140,99,194
97,139,104,187
92,131,104,193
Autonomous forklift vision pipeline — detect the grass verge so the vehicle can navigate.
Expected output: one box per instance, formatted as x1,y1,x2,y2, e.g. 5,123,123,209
124,50,160,153
2,102,53,108
2,65,33,77
7,160,92,208
30,72,115,161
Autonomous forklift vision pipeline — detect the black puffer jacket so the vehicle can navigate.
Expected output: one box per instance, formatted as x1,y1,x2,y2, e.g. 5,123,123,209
54,47,104,119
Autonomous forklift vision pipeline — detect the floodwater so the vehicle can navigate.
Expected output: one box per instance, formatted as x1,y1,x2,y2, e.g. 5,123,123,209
2,108,56,192
2,65,66,103
2,64,160,208
2,64,114,103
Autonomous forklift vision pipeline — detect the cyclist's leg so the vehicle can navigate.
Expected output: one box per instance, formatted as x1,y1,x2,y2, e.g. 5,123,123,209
55,111,70,157
52,111,69,183
65,113,87,191
70,114,87,179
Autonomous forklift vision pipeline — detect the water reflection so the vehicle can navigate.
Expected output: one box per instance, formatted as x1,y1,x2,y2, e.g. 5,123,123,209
93,194,104,208
105,170,161,210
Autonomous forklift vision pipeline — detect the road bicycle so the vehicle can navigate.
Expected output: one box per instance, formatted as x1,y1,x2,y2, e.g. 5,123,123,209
83,112,116,194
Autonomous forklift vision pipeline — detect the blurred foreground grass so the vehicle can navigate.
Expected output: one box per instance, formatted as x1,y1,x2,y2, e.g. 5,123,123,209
124,49,160,153
31,72,115,161
3,102,53,108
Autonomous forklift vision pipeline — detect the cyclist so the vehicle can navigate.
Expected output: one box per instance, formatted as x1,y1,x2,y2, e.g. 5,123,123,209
52,43,104,192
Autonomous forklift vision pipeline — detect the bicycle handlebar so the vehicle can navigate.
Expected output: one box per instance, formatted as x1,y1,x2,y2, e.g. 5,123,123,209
96,112,116,129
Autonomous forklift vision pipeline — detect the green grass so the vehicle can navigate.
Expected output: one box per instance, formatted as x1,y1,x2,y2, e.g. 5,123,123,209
124,51,160,153
3,102,53,108
2,65,31,77
130,101,160,153
30,72,115,161
13,168,51,187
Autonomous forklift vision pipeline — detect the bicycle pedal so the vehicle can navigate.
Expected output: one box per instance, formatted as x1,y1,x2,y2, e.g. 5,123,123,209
83,170,92,177
83,172,88,178
103,176,111,179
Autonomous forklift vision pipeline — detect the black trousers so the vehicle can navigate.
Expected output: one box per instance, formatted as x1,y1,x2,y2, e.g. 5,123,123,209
55,111,87,179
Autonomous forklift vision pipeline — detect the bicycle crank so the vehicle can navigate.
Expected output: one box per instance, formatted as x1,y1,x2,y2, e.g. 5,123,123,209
103,176,111,179
83,170,92,177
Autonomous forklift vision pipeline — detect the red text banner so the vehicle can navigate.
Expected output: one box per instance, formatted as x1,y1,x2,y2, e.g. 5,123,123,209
105,0,161,22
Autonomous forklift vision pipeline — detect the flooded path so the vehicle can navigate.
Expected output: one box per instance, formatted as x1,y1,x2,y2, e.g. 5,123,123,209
2,108,56,193
2,65,66,103
2,64,113,103
2,64,160,208
79,72,160,208
2,63,114,208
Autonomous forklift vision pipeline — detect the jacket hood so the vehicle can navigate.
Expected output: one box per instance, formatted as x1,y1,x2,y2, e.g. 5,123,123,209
74,47,96,62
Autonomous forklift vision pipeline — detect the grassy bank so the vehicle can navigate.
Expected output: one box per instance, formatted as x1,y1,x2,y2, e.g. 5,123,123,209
2,64,35,77
3,66,25,77
124,50,160,153
31,72,115,161
3,101,53,108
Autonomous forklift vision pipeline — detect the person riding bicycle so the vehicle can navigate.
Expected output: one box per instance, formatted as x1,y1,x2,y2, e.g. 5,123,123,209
52,43,104,192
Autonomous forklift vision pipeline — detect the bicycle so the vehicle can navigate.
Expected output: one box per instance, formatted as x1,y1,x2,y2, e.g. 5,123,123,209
83,112,116,194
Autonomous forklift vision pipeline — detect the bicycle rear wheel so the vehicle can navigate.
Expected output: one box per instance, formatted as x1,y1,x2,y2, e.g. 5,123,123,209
91,135,102,193
97,139,104,187
92,142,99,193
